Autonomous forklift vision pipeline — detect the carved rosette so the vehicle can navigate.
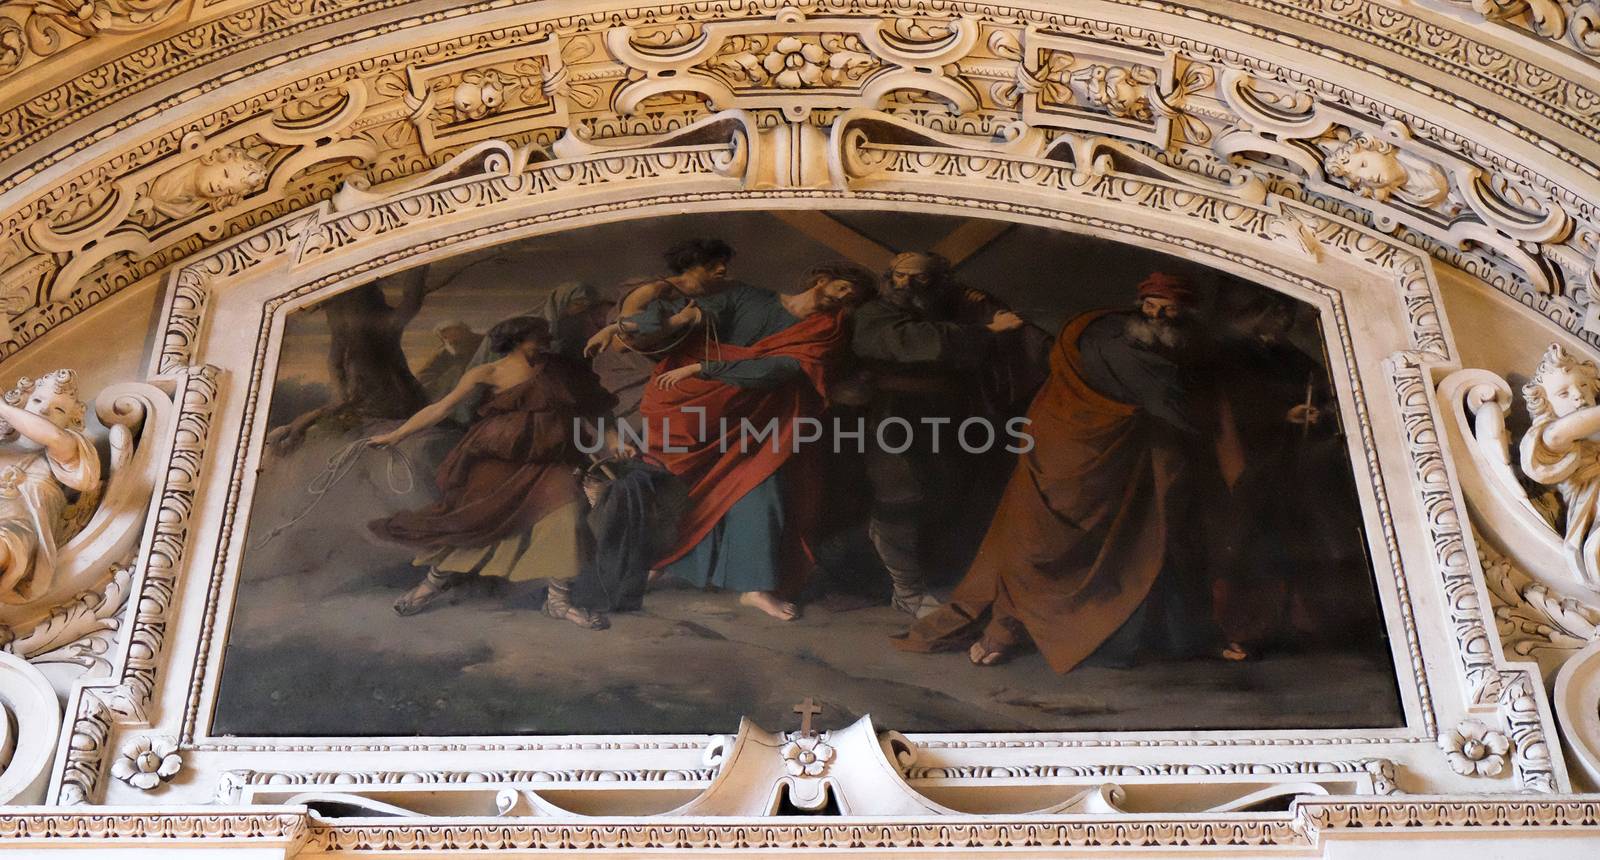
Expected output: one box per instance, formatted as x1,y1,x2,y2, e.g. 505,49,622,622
1439,720,1511,778
780,734,836,778
110,736,181,791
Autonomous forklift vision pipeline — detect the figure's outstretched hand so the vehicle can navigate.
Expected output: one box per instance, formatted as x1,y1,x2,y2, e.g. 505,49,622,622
654,363,703,391
583,324,621,358
667,301,703,331
987,310,1025,333
1285,404,1323,426
367,431,401,448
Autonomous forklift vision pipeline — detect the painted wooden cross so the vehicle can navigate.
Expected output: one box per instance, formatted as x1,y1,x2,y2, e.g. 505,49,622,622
767,211,1013,272
792,697,823,736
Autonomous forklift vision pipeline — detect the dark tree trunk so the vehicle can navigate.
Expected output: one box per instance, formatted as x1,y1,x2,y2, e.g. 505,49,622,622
321,280,428,419
267,265,432,451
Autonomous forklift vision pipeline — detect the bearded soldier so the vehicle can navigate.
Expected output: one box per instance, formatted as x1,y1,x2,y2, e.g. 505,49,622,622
895,273,1219,670
849,251,1035,617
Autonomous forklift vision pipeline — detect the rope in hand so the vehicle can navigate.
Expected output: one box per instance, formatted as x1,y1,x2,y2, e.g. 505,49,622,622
609,288,723,362
251,438,417,550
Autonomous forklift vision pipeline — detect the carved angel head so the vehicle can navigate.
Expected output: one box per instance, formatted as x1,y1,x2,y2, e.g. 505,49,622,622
1325,134,1409,202
1524,343,1599,421
4,369,87,434
192,147,268,209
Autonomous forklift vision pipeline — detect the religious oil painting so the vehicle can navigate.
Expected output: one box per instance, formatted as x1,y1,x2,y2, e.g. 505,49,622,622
212,209,1404,737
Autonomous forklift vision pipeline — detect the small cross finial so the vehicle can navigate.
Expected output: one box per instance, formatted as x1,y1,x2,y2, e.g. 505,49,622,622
792,697,822,736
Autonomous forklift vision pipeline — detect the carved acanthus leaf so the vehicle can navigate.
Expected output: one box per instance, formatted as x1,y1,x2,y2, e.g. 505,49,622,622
1480,538,1600,657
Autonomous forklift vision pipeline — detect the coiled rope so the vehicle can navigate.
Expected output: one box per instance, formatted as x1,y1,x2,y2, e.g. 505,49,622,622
251,438,417,550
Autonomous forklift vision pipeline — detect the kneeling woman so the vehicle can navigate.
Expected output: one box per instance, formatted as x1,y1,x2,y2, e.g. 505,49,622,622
368,315,618,628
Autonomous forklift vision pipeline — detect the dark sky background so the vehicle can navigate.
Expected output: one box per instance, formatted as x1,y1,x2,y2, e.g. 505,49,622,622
276,209,1320,382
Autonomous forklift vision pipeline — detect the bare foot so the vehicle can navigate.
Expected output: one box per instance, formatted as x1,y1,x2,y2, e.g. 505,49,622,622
1221,642,1252,662
968,638,1014,667
739,591,799,621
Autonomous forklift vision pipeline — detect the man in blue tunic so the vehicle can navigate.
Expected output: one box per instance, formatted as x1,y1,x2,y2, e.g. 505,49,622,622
624,254,877,620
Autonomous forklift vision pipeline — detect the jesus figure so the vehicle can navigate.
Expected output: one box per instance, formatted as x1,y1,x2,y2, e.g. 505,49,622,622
631,261,876,620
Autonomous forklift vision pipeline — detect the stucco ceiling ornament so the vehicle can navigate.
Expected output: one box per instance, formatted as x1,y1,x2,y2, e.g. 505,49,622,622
605,8,982,116
0,374,171,639
109,735,180,791
7,4,1600,830
1479,540,1600,666
4,563,130,672
399,39,570,156
1211,74,1573,299
1421,0,1600,55
130,141,270,226
1439,719,1512,778
779,734,835,778
0,1,1598,380
0,18,23,75
1438,351,1600,602
1324,132,1450,208
74,82,1573,810
0,0,184,80
706,34,877,90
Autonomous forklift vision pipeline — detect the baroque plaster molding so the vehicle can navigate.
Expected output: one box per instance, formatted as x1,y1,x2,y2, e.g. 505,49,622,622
53,364,220,805
2,1,1600,384
16,6,1569,803
95,110,1506,811
1,800,1599,851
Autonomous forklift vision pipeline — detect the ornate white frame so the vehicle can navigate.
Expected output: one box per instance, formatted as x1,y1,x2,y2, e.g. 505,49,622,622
33,102,1567,822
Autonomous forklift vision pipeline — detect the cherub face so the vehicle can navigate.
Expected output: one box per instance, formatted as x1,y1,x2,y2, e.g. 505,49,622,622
195,152,266,202
1539,366,1597,418
1347,151,1404,187
24,387,80,430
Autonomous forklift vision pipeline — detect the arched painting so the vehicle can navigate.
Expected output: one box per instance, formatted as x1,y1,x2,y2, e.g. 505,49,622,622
213,209,1402,736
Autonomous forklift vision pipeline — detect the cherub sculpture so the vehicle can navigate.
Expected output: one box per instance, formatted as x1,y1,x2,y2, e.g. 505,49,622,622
1520,343,1600,588
0,370,101,605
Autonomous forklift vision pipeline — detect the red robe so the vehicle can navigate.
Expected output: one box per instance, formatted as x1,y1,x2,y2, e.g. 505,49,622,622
893,310,1182,673
638,310,846,572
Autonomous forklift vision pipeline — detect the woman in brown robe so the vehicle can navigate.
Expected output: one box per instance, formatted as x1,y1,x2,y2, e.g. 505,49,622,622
368,316,618,627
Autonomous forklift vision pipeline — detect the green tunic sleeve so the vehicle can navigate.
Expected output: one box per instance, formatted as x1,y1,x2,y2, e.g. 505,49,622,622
700,356,803,389
851,300,994,368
